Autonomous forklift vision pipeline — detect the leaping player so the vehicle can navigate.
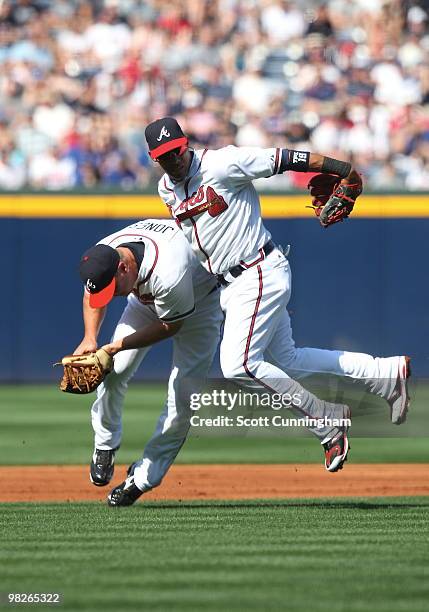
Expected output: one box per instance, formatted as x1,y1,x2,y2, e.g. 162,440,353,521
142,116,410,475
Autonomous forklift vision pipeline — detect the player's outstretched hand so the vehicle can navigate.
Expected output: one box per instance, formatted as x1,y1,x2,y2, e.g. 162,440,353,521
342,168,362,189
100,341,122,357
73,338,98,355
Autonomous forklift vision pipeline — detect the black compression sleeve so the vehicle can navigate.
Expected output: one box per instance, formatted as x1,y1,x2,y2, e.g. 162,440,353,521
321,157,351,178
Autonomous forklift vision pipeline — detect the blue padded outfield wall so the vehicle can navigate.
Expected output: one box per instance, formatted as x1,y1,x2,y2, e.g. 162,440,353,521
0,192,427,381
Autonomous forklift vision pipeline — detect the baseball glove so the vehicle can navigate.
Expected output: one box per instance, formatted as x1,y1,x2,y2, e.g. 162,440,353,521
54,349,113,394
307,174,362,227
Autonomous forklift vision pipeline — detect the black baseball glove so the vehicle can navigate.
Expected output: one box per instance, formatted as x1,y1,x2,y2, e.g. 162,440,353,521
308,174,362,227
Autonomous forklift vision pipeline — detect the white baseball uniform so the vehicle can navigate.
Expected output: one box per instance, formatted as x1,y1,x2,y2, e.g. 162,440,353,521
91,219,222,491
158,146,402,441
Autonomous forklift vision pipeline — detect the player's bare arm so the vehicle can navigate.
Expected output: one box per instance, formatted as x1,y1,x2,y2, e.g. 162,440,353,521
73,291,107,355
274,148,360,186
102,319,183,356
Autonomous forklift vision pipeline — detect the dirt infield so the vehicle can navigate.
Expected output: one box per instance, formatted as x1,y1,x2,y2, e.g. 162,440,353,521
1,464,428,502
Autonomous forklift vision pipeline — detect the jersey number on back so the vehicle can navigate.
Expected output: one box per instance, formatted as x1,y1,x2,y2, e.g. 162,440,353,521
175,186,228,221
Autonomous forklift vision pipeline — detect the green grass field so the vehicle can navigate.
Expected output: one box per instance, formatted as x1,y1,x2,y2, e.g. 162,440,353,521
0,383,427,465
1,499,428,611
1,384,428,612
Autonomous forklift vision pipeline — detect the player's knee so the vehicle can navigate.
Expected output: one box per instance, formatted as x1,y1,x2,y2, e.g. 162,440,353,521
281,346,298,368
102,368,130,390
220,358,247,381
109,348,141,378
112,362,132,378
106,353,141,383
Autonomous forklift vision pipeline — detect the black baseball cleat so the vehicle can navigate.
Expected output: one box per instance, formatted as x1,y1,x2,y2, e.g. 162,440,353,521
387,356,411,425
107,475,143,507
323,430,350,473
90,447,119,487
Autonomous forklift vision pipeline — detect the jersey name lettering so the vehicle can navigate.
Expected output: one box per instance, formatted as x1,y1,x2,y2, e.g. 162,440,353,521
139,221,174,234
175,186,228,221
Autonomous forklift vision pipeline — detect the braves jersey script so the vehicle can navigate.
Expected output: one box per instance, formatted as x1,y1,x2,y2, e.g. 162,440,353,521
158,146,282,274
97,219,217,321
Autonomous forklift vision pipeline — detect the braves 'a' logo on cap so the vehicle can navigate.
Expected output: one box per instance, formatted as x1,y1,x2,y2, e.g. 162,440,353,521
86,279,96,291
157,126,171,141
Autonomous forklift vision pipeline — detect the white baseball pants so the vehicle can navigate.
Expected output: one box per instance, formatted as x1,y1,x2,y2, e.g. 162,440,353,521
92,290,222,491
219,247,401,441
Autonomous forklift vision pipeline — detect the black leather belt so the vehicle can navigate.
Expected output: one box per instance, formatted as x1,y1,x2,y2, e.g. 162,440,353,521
216,240,275,287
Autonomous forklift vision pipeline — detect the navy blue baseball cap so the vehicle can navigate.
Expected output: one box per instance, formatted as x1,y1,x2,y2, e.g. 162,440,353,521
79,244,120,308
145,117,188,160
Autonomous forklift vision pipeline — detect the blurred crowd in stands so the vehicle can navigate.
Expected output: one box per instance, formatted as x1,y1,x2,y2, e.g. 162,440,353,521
0,0,428,191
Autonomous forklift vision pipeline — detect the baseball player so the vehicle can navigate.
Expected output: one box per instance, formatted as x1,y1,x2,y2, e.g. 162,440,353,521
75,218,222,506
143,116,411,473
